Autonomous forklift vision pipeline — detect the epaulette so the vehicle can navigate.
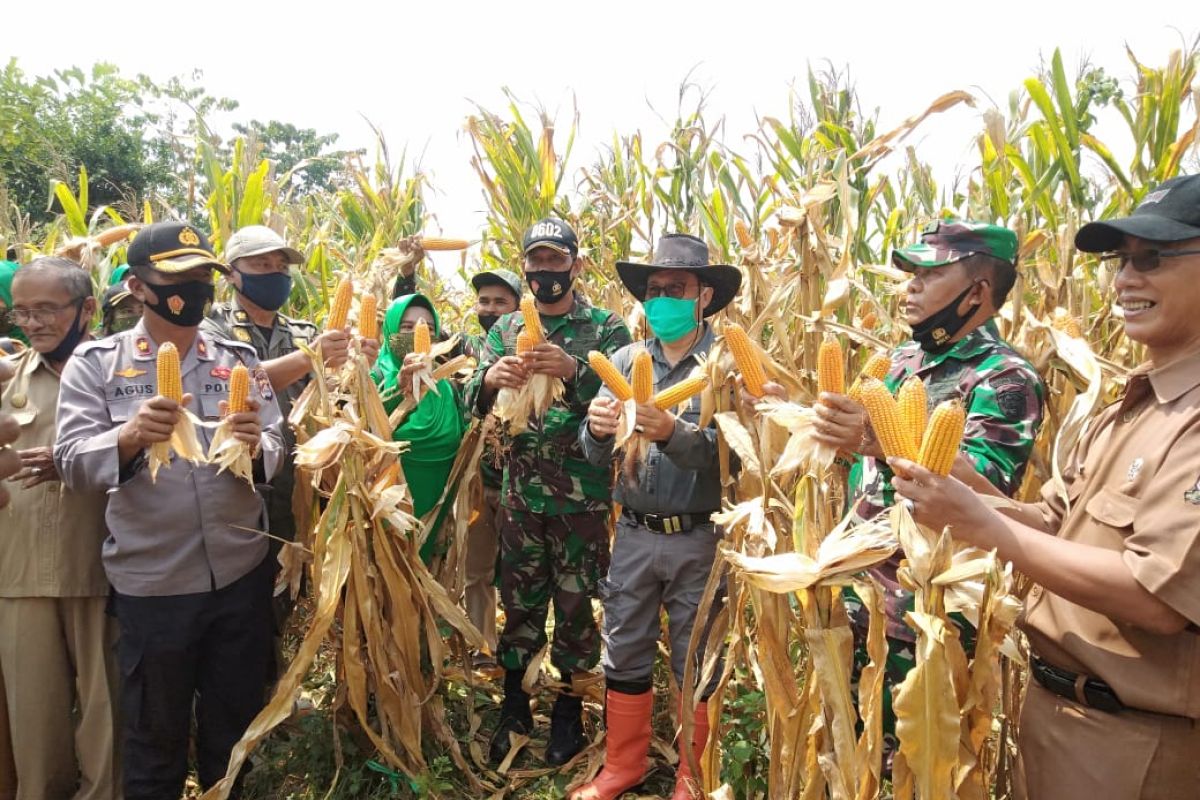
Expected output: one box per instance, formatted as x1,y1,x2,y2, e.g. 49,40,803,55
208,334,259,359
74,336,121,356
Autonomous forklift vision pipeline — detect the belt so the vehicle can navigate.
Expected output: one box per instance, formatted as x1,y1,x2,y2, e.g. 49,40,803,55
1031,656,1124,714
621,509,717,535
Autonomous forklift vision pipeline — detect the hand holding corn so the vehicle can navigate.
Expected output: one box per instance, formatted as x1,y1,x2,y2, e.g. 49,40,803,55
219,365,263,449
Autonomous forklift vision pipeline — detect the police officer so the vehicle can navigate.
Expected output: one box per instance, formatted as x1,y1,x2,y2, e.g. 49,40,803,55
54,221,285,799
890,174,1200,799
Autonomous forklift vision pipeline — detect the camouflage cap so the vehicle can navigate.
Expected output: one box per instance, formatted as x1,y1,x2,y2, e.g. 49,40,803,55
892,218,1018,271
470,268,522,300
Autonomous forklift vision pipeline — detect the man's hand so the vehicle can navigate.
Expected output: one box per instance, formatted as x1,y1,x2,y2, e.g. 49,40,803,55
634,403,676,443
12,446,59,489
358,336,381,363
738,378,787,416
118,394,191,451
890,457,995,545
0,361,20,507
524,343,576,380
218,397,263,450
315,328,351,370
483,356,529,392
813,392,872,456
587,396,622,439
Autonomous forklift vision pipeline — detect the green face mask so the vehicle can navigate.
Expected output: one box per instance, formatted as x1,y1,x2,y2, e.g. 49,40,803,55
643,296,700,343
388,331,416,360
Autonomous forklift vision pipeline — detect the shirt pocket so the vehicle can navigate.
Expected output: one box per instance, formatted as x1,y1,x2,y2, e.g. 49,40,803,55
197,394,226,422
1083,486,1140,536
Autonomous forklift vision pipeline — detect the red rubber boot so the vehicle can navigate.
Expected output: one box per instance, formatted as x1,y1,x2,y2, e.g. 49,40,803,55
671,701,710,800
568,689,653,800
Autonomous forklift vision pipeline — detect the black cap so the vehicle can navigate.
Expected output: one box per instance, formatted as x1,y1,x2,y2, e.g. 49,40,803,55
1076,175,1200,252
126,222,229,274
522,218,578,258
100,281,135,314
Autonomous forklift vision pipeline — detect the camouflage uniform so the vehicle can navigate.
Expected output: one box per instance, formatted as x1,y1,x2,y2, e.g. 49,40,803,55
464,294,631,674
845,318,1045,762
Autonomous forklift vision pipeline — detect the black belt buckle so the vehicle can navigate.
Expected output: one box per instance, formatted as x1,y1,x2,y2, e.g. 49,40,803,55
1031,657,1124,714
645,512,686,534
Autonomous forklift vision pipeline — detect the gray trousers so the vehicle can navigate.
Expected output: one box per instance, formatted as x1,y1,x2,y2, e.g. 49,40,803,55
599,517,725,689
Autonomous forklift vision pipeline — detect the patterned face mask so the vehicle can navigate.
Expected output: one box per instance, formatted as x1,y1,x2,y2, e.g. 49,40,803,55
388,331,416,360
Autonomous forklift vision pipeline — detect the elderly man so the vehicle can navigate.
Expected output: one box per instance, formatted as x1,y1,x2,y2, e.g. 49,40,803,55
893,174,1200,799
578,234,740,800
55,222,285,800
1,257,118,799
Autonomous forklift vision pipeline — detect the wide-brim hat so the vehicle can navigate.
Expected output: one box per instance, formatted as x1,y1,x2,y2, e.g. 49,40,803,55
615,233,742,316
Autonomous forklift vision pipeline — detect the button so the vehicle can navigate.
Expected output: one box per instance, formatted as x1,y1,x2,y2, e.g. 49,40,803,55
9,393,26,409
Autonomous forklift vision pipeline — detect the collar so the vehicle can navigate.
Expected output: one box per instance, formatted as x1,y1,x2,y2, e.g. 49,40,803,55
229,296,286,328
647,322,714,368
1135,349,1200,404
128,319,215,362
903,318,1003,368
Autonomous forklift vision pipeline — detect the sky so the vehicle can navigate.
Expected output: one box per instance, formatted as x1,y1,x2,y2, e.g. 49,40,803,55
6,0,1198,274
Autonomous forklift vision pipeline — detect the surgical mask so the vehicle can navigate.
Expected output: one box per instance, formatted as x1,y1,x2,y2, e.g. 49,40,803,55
643,297,700,344
525,270,574,304
909,282,981,354
478,313,501,332
44,301,88,362
236,269,293,312
143,279,214,328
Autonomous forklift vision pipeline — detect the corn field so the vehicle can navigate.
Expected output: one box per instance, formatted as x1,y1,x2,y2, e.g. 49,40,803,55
5,42,1200,799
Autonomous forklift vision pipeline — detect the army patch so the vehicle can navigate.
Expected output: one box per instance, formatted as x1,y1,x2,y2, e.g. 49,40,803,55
210,365,231,380
995,387,1026,419
253,366,274,401
234,329,252,343
115,366,147,379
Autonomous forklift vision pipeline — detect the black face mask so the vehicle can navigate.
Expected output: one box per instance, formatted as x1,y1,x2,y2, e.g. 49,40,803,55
909,282,982,354
478,313,501,332
525,270,574,304
44,301,88,362
142,279,214,328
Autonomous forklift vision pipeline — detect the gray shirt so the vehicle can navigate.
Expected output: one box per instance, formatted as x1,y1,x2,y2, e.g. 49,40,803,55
53,319,285,597
580,324,722,515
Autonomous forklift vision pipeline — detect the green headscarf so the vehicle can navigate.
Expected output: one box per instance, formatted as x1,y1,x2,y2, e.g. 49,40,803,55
371,295,468,562
0,260,27,344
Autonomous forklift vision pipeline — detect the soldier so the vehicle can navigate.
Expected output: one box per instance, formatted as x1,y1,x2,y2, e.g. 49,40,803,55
465,218,632,766
1,257,119,799
462,268,521,662
578,234,740,800
893,174,1200,799
100,279,144,336
809,218,1045,768
54,221,285,799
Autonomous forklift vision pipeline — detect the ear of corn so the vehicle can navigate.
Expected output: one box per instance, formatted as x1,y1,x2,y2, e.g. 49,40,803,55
520,296,544,343
1051,307,1082,338
631,350,654,403
358,294,378,341
917,399,967,476
817,336,845,395
413,318,431,355
896,376,928,452
847,351,892,402
156,342,182,404
589,350,633,402
860,378,917,461
418,236,470,251
515,330,536,355
734,220,753,249
227,364,250,414
654,376,707,410
726,323,767,397
327,276,353,330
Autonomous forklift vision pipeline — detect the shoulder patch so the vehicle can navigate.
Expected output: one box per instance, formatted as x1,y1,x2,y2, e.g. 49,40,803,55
995,386,1028,419
211,335,259,357
74,336,121,355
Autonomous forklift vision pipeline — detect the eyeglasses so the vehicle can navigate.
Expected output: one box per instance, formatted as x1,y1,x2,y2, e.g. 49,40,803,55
1099,248,1200,273
645,283,698,300
10,300,82,326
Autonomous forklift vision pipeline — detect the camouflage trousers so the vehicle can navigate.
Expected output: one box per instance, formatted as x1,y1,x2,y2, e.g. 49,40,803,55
497,508,611,675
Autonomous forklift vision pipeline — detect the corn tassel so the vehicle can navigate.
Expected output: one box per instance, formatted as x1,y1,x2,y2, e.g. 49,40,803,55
358,294,378,341
817,336,845,395
917,399,966,476
859,378,917,461
157,343,182,403
227,364,250,414
847,352,892,402
726,323,767,397
515,330,536,356
327,277,353,330
521,297,544,343
418,236,470,251
631,350,654,403
413,319,431,355
589,351,633,402
896,376,928,453
654,376,707,410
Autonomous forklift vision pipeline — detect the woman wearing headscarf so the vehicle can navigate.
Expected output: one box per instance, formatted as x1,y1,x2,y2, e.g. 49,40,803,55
372,294,468,563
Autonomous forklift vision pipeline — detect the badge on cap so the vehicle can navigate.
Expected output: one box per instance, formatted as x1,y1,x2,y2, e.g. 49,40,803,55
179,227,201,247
211,365,230,380
167,295,184,315
116,366,147,379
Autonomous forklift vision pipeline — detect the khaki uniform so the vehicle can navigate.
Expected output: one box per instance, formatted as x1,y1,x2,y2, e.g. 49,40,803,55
1018,351,1200,799
0,348,119,800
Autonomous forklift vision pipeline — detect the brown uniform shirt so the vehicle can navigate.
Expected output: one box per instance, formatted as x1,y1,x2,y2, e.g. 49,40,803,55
0,348,108,597
1022,350,1200,718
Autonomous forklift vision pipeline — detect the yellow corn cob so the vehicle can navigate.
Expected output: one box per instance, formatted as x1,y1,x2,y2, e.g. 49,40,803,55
327,277,353,330
734,220,753,249
358,294,378,341
917,399,967,476
896,376,928,452
631,350,654,404
861,311,878,330
859,378,917,461
156,342,182,404
725,323,767,397
588,351,633,402
847,352,892,402
817,336,845,395
227,364,250,414
521,296,544,343
515,330,536,355
413,318,431,355
1051,307,1082,338
654,376,707,410
418,236,470,251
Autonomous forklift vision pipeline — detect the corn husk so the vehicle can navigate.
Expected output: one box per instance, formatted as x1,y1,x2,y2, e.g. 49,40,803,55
147,408,207,482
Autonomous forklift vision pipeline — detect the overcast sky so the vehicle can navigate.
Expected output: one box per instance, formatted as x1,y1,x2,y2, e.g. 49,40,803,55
6,0,1198,271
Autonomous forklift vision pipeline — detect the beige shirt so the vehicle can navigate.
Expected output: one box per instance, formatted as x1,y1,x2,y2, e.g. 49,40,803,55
0,348,109,597
1023,350,1200,718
